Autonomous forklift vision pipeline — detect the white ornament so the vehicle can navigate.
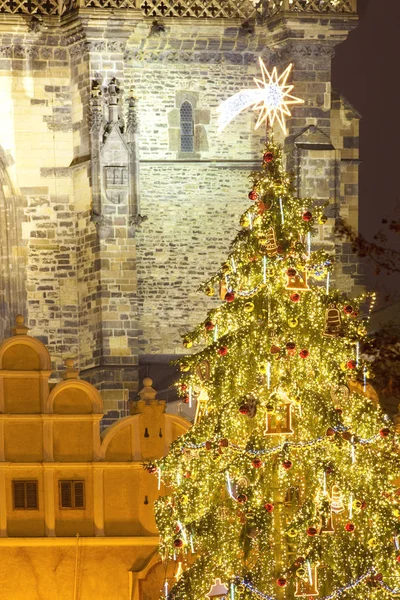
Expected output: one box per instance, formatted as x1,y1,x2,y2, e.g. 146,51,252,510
206,578,229,598
217,58,304,135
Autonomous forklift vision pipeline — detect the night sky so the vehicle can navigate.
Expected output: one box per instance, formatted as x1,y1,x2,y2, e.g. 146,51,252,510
332,0,400,305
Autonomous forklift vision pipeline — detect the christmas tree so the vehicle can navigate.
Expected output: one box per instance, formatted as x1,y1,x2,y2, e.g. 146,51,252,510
149,65,400,600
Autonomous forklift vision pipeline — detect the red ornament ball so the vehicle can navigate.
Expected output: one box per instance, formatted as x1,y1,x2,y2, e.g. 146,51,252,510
276,578,287,588
343,305,354,315
295,557,305,566
205,441,212,451
218,346,228,356
380,428,390,438
286,342,296,350
174,538,183,548
252,458,263,469
248,190,259,201
219,438,229,448
282,460,293,470
287,268,297,277
270,345,281,354
290,293,300,303
347,360,357,369
205,320,214,331
237,494,247,504
326,428,335,437
361,500,367,510
175,524,181,533
146,464,157,474
335,407,343,415
184,471,191,478
264,503,274,513
396,555,400,563
263,151,274,163
325,465,334,475
180,383,187,392
182,394,189,404
299,349,309,359
307,527,317,537
225,291,235,302
239,404,249,415
345,522,355,533
302,211,313,222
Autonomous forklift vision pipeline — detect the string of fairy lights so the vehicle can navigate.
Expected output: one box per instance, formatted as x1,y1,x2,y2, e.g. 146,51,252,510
175,426,384,456
232,569,392,600
162,571,400,599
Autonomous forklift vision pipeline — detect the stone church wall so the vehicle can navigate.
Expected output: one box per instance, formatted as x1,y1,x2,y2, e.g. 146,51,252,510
0,31,78,364
0,7,361,424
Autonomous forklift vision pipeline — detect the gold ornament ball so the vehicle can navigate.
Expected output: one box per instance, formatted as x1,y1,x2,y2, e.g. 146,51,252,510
287,528,297,538
318,214,328,225
368,538,378,548
183,339,193,349
352,499,362,511
288,318,298,328
258,364,267,375
340,362,347,372
244,302,255,313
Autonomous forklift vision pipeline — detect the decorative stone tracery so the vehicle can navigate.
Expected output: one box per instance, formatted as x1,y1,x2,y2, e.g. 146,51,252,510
0,0,357,17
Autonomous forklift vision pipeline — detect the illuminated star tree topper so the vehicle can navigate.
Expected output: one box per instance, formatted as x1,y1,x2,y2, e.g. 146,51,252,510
217,58,304,135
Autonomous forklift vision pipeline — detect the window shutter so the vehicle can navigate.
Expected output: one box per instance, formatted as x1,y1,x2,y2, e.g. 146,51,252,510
13,482,26,509
26,482,38,509
74,481,85,509
13,481,38,509
60,481,72,508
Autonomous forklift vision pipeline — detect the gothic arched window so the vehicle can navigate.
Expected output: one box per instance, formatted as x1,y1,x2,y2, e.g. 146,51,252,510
180,101,194,153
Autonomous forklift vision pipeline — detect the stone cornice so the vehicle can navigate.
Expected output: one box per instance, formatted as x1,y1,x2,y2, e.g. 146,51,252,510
0,536,159,546
123,40,337,64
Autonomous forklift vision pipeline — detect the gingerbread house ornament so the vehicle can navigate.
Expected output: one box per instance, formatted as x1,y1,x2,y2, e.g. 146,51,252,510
319,510,335,534
265,404,294,435
286,270,309,291
265,391,294,435
295,565,319,597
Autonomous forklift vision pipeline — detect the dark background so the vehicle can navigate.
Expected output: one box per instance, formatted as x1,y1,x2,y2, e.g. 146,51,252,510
333,0,400,305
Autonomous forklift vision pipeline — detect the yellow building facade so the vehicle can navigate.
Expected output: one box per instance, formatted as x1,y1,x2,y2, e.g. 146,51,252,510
0,316,189,599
